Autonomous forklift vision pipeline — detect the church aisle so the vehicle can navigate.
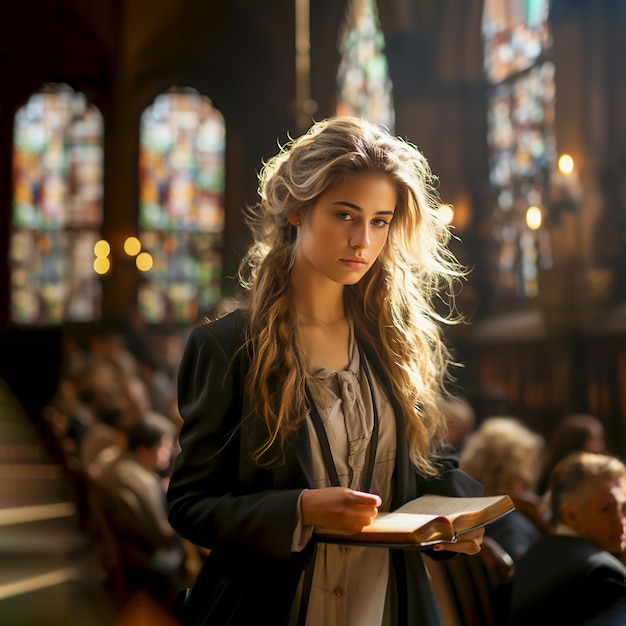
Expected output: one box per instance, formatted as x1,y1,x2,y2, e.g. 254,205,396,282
0,379,116,626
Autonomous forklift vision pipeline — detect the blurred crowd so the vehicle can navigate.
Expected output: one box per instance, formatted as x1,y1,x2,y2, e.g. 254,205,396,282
40,328,204,612
440,395,626,625
38,331,626,625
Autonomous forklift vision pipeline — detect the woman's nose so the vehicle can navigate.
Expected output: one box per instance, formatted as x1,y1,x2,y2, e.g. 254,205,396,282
350,224,371,248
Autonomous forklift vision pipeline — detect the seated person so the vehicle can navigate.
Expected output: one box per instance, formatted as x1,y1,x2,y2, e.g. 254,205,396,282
95,412,185,602
459,416,545,561
537,413,607,495
508,452,626,626
442,395,476,452
79,403,127,479
45,377,93,456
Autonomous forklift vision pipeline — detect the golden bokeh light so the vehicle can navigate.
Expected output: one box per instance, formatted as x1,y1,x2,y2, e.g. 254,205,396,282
526,206,542,230
93,257,111,274
558,154,574,175
124,236,142,256
94,239,111,258
136,252,154,272
437,204,455,225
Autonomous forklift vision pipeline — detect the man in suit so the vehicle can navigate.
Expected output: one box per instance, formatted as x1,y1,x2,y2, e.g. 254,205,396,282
508,451,626,626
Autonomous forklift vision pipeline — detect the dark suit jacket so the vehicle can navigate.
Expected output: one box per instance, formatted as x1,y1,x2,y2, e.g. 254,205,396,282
486,509,540,563
167,310,482,625
508,534,626,626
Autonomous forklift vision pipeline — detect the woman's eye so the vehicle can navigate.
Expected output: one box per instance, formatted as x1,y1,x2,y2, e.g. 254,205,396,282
336,212,353,221
372,218,390,227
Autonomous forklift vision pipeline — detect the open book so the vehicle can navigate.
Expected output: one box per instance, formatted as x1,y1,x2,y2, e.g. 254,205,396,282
315,494,515,548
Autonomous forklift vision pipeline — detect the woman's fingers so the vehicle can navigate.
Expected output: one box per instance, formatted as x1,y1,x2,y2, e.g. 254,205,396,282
349,489,383,508
433,527,484,554
301,487,382,529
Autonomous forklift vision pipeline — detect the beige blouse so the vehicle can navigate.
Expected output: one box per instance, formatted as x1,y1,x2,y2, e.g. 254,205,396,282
300,326,397,626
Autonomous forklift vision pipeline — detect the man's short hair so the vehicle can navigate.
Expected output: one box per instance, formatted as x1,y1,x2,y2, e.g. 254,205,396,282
126,412,175,451
549,451,626,525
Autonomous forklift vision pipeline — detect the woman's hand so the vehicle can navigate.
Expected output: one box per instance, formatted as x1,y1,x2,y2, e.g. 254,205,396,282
433,527,484,555
301,487,382,533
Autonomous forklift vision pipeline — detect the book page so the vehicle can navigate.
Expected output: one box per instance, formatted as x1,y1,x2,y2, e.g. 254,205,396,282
353,512,444,534
318,512,442,536
395,494,511,520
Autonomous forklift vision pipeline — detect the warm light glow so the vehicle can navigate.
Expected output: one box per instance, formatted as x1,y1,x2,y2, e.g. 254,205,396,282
437,204,455,225
124,236,142,256
136,252,153,272
526,206,542,230
93,257,111,274
558,154,574,175
94,239,111,258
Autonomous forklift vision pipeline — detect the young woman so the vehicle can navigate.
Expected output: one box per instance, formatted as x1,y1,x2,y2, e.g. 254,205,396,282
166,116,484,626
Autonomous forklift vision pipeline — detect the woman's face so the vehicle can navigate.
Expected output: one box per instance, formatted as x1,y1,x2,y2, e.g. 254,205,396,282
289,173,397,286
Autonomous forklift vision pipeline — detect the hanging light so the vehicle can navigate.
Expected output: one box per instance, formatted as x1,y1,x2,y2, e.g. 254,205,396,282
526,206,542,230
558,154,574,175
437,204,455,225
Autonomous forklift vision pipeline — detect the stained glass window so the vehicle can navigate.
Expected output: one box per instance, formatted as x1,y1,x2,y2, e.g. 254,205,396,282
11,83,104,324
138,88,225,324
483,0,555,300
336,0,395,132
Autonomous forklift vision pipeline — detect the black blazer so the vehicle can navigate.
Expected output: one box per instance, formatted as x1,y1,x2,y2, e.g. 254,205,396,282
508,534,626,626
167,310,482,625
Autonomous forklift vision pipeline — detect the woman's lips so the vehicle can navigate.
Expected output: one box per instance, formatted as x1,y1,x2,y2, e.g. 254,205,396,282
341,257,367,269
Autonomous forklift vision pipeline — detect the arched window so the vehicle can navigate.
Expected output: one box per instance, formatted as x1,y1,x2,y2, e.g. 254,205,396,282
138,88,225,324
482,0,555,300
336,0,395,132
11,83,104,324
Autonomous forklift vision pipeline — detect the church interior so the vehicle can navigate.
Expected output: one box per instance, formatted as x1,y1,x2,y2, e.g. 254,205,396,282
0,0,625,624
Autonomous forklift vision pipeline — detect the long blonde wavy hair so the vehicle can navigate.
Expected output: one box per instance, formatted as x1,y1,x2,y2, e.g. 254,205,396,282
237,116,466,475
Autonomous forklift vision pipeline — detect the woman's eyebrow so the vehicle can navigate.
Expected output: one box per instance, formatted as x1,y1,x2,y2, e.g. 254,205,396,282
331,200,395,216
